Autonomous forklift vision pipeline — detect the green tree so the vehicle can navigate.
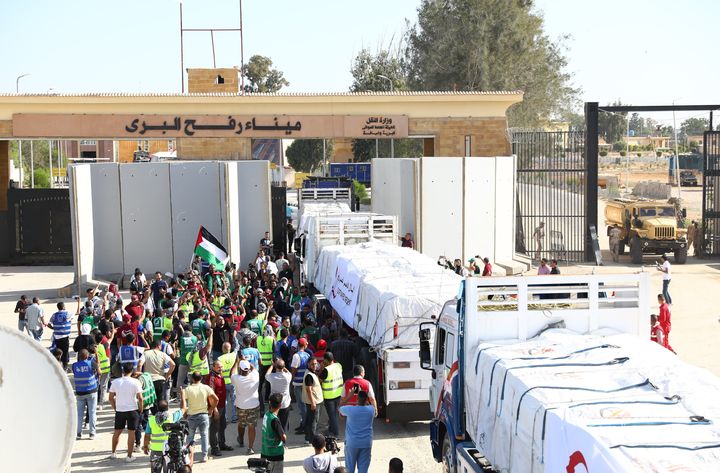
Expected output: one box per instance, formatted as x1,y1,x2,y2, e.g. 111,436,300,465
350,47,407,92
286,139,332,173
349,44,423,160
405,0,578,127
629,113,644,136
598,101,627,143
242,55,289,93
680,117,709,136
33,168,51,188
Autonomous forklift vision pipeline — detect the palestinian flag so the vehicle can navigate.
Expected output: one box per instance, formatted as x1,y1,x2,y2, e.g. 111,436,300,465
194,226,229,268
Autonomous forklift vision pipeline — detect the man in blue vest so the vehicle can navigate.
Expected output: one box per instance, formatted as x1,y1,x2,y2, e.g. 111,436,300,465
49,301,73,371
119,333,145,373
73,348,100,440
290,338,311,434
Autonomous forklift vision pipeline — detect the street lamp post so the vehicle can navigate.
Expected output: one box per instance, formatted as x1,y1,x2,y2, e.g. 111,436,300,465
16,74,29,187
377,75,395,158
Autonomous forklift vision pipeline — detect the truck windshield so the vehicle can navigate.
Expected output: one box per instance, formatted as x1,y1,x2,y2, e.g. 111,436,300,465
639,208,656,217
658,207,675,217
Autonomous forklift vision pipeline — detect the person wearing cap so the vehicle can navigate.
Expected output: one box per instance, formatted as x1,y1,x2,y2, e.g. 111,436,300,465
231,358,261,455
291,338,312,433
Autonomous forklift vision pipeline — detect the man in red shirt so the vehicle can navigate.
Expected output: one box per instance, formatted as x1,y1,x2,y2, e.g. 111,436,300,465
482,257,493,277
125,295,144,319
205,360,232,456
118,315,140,347
657,294,676,354
341,365,377,415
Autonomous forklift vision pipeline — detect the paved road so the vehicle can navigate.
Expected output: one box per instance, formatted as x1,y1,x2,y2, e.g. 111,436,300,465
3,253,720,471
0,266,440,473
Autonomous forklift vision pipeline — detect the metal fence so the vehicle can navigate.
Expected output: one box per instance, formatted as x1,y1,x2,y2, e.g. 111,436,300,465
703,131,720,256
510,129,587,263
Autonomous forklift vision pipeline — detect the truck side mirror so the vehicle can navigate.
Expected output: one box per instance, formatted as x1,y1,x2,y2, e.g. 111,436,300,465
682,208,687,218
419,327,432,370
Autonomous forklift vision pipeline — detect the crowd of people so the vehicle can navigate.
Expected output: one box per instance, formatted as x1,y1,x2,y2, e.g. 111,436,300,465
14,233,406,473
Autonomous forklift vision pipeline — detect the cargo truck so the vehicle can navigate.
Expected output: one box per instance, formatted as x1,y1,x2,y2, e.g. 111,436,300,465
420,273,720,472
314,242,462,421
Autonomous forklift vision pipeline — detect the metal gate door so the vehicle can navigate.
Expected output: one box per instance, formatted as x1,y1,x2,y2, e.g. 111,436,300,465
8,188,73,264
511,130,587,263
271,185,287,256
702,131,720,256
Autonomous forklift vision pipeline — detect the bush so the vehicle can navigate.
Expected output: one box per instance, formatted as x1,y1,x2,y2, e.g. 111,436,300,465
619,151,627,157
636,153,642,157
599,151,608,157
32,168,51,188
353,179,368,202
612,141,627,152
656,151,662,157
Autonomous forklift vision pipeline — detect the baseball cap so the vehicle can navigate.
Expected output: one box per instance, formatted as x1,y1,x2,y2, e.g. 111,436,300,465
80,324,92,335
298,338,308,347
257,302,267,313
239,360,251,371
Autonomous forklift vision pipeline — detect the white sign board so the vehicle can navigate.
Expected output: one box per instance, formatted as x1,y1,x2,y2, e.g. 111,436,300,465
328,258,361,327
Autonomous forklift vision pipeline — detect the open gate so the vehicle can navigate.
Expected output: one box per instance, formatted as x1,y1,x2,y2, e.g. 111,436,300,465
703,131,720,256
511,130,588,263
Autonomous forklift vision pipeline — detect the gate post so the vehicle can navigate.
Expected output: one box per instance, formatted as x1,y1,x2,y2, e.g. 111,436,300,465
584,102,599,262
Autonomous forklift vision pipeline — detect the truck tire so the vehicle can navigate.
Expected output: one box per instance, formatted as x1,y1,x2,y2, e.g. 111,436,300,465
674,247,688,264
630,237,643,264
442,434,455,473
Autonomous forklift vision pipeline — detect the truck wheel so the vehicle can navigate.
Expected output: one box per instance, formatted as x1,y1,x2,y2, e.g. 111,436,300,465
674,247,688,264
630,237,643,264
442,434,455,473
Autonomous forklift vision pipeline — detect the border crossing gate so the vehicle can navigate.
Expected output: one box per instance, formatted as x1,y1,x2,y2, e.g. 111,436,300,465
511,129,588,263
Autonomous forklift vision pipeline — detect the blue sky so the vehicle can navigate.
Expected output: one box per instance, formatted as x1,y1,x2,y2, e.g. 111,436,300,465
1,0,718,124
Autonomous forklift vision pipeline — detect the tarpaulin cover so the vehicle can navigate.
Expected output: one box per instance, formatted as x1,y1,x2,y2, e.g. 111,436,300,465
468,329,720,473
314,242,461,350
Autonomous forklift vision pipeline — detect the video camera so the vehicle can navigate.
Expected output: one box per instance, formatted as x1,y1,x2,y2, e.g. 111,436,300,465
325,435,341,455
247,458,271,473
163,421,190,465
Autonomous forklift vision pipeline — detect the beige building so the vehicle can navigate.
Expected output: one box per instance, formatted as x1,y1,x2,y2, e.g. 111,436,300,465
0,68,522,210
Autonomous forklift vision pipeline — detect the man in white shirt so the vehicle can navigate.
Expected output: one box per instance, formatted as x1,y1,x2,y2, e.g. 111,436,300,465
265,359,292,430
109,363,144,462
143,339,175,407
25,297,45,341
231,360,260,455
656,254,672,304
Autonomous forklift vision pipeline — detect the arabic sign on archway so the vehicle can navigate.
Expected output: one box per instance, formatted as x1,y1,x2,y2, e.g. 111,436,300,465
12,114,408,139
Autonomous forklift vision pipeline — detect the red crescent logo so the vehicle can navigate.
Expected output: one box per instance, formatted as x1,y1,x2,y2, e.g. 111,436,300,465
566,451,588,473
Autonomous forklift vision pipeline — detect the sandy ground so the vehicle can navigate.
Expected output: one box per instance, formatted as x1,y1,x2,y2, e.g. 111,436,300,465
2,234,719,471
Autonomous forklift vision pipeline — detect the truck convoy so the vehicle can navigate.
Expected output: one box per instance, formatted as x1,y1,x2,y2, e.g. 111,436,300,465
293,179,461,420
604,198,688,264
421,273,720,472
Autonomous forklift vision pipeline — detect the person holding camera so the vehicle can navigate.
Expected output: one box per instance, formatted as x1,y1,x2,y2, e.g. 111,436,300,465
143,399,182,472
303,434,339,473
339,390,375,473
261,393,286,473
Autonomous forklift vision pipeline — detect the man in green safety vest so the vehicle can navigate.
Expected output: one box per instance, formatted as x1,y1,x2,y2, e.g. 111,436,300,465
217,342,238,424
142,399,183,472
152,311,173,342
261,392,286,472
135,371,157,454
186,341,210,378
257,326,276,403
319,352,343,438
176,327,198,391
